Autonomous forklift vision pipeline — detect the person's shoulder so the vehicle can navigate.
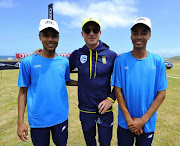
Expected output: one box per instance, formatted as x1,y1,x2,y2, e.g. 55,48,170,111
70,49,82,59
101,47,117,60
149,52,164,62
20,54,38,68
71,49,80,55
21,54,35,63
113,52,130,64
117,52,130,60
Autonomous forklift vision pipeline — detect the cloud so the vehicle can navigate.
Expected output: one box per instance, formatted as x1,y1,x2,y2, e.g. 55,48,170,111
54,0,138,29
0,0,14,8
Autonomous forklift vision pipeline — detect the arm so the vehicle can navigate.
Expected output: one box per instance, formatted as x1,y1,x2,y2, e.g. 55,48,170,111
69,51,78,71
66,80,78,86
128,90,166,133
99,52,118,112
115,86,134,125
114,86,144,135
17,87,29,142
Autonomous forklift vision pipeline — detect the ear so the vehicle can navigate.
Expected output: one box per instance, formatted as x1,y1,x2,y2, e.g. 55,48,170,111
99,30,102,35
81,31,84,37
130,35,132,40
39,33,42,41
148,32,151,40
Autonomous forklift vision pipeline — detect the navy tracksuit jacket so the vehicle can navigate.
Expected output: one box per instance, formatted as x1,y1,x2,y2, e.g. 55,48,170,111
69,40,117,112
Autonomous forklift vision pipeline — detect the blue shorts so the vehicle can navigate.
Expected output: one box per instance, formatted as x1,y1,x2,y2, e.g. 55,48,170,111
31,120,68,146
117,126,154,146
80,111,113,146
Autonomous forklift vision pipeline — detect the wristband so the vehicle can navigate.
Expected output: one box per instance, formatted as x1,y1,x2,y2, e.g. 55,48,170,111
107,97,115,103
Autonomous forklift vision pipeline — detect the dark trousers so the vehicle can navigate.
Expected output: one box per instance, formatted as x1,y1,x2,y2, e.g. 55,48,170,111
117,126,154,146
31,120,68,146
80,111,113,146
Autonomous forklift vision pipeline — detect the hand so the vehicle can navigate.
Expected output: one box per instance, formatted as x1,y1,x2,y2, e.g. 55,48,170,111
33,48,42,55
17,122,29,142
128,118,145,134
98,98,113,114
134,128,143,135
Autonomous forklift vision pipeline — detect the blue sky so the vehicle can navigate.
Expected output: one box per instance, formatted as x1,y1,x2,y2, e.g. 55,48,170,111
0,0,179,58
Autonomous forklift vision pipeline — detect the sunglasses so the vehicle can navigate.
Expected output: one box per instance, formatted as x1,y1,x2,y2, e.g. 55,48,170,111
83,27,100,34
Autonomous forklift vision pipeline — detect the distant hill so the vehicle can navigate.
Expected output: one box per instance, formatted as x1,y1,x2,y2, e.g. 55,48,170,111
168,56,180,61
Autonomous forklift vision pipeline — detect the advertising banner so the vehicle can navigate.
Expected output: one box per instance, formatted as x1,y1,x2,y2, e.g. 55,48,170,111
48,3,53,20
0,61,20,70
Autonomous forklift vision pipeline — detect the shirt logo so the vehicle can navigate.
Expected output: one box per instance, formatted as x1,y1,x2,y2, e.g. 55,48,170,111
152,66,156,70
124,66,129,70
102,56,107,64
33,64,41,68
80,55,87,64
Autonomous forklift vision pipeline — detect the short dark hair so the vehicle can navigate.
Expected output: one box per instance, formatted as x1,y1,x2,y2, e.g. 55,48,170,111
39,27,59,35
131,24,151,33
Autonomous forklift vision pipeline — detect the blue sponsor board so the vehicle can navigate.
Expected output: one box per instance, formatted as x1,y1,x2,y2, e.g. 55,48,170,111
0,56,16,60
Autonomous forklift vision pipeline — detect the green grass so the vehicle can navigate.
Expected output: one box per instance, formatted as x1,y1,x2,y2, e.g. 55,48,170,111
0,62,179,146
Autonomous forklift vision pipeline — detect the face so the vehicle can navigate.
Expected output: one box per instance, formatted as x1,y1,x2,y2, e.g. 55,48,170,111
131,24,151,50
81,22,101,49
39,28,59,52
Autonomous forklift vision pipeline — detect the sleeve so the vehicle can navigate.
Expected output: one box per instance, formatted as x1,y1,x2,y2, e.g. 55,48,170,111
107,88,116,102
112,52,118,72
157,59,168,91
108,52,118,102
111,57,122,88
18,59,31,87
69,50,78,71
65,59,71,82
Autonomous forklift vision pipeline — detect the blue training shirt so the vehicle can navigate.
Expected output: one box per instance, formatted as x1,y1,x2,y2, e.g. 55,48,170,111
18,54,71,128
111,51,168,133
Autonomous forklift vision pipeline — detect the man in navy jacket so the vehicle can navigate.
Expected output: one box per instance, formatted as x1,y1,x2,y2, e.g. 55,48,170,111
69,17,117,146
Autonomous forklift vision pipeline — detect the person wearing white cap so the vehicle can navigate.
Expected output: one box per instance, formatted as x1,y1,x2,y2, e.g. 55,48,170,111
32,17,117,145
17,19,77,146
111,17,168,146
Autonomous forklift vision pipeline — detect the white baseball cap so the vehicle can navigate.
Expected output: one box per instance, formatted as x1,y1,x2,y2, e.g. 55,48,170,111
131,17,151,31
39,19,59,33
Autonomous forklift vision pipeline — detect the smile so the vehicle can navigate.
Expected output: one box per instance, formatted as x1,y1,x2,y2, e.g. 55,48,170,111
47,44,54,47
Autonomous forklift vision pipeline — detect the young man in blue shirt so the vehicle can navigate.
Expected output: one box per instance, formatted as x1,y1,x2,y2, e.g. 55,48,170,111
111,17,168,146
17,19,77,146
69,17,117,146
33,17,117,145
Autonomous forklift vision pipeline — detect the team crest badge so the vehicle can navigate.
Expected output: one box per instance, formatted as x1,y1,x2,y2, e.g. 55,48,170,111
80,55,87,64
102,56,107,64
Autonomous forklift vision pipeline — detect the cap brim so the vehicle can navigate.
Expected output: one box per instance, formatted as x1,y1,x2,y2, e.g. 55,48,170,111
131,23,151,31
